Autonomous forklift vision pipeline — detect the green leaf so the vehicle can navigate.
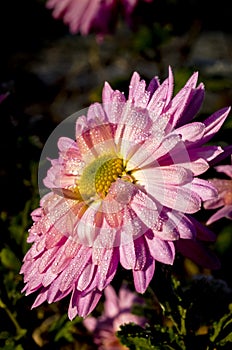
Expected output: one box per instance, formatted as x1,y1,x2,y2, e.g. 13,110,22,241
0,248,21,271
48,314,83,342
210,310,232,346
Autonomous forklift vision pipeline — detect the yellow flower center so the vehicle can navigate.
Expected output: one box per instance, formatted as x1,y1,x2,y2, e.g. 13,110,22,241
78,155,124,199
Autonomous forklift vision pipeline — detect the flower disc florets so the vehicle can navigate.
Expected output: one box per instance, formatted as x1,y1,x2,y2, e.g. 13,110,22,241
79,155,125,199
20,67,231,320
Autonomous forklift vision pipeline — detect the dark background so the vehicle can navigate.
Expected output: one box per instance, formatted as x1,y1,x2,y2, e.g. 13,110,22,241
0,1,232,349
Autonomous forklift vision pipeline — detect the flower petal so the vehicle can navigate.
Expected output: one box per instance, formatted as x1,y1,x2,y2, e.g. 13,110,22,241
133,255,155,293
145,233,175,264
215,164,232,179
206,205,232,225
69,289,102,319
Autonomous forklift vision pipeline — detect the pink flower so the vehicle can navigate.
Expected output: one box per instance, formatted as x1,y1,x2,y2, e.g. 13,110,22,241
46,0,152,37
84,284,146,349
20,67,230,320
204,162,232,224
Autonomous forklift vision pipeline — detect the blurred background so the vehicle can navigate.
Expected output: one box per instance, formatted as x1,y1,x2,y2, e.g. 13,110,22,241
1,0,232,349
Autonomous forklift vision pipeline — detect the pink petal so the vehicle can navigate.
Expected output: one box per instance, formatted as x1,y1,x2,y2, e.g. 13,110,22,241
138,165,193,186
76,263,97,291
128,72,150,108
147,75,160,95
120,235,147,270
133,256,155,293
92,248,115,290
57,136,78,153
77,202,101,247
142,178,202,214
147,66,174,115
127,133,181,170
215,164,232,178
85,247,119,293
174,122,205,143
58,246,92,292
188,145,224,163
166,72,199,128
200,107,231,145
191,178,217,201
165,212,196,240
103,285,119,318
145,234,175,264
102,83,126,124
32,288,49,308
120,239,136,270
69,289,102,319
206,205,232,225
175,83,205,126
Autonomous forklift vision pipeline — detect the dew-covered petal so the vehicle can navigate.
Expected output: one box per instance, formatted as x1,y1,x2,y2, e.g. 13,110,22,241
102,82,126,124
127,133,181,170
32,288,49,309
145,233,175,264
120,239,136,270
165,211,196,240
57,246,92,293
147,66,174,115
132,255,155,294
77,202,101,246
86,247,119,294
120,234,147,271
136,165,193,187
115,104,151,160
166,72,199,128
128,72,150,108
204,179,231,209
96,248,119,291
86,102,107,124
136,174,202,213
69,289,102,320
174,122,205,144
76,263,97,292
191,178,217,201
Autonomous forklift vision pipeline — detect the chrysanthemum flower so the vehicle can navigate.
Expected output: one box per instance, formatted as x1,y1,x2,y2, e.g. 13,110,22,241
204,162,232,224
20,67,231,320
84,284,146,349
46,0,152,37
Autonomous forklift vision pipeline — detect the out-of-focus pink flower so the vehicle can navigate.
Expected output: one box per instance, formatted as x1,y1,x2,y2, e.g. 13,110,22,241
46,0,152,37
204,162,232,224
20,67,230,320
84,284,146,349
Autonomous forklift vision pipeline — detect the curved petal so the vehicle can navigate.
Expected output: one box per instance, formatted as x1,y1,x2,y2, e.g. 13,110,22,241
206,205,232,225
145,233,175,264
133,255,155,294
69,289,102,319
191,178,217,201
199,107,231,145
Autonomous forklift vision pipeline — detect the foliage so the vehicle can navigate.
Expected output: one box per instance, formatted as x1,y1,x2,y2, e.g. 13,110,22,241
117,276,232,350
